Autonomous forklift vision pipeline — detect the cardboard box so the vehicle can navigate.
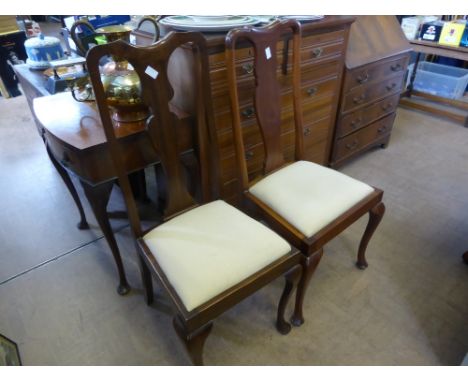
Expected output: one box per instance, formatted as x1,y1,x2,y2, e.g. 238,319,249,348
419,22,443,42
0,31,27,63
401,17,422,40
0,16,19,36
439,22,465,46
460,27,468,47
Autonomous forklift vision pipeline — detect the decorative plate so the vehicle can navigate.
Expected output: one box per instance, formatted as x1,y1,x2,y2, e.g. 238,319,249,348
279,15,325,21
159,15,261,32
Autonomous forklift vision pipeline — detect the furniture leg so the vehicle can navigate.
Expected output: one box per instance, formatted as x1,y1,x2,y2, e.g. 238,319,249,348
276,263,302,335
406,52,421,97
463,251,468,265
137,247,154,305
356,202,386,269
128,170,150,204
173,316,213,366
291,249,324,327
45,141,89,230
80,180,131,295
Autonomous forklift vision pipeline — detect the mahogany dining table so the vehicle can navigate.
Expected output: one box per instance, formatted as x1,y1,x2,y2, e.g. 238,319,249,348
31,90,193,295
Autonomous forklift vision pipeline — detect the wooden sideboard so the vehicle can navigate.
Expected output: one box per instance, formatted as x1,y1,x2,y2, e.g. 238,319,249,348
330,16,412,167
202,16,355,203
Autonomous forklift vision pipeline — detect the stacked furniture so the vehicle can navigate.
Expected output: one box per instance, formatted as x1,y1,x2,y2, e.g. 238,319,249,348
330,16,412,167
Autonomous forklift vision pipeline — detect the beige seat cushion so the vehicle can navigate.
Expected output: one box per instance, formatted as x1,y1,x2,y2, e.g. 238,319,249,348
143,200,291,312
249,161,374,237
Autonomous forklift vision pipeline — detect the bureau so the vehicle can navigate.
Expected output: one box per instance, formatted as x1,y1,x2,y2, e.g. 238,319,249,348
330,16,412,167
203,16,355,204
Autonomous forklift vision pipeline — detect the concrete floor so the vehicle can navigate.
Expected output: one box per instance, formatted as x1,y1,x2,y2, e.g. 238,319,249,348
0,93,467,365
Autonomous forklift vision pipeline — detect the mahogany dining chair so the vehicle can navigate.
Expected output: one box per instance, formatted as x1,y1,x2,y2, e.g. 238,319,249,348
86,31,304,365
225,19,386,326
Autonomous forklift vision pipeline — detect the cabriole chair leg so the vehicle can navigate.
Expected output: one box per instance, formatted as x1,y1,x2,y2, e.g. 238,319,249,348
291,249,324,327
173,316,213,366
356,202,386,270
276,263,302,335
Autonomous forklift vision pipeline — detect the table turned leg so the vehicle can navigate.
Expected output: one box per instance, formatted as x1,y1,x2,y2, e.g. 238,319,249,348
80,180,131,295
45,142,89,229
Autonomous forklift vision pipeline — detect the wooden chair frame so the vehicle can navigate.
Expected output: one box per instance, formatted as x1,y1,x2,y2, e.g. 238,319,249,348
87,31,303,365
225,20,385,326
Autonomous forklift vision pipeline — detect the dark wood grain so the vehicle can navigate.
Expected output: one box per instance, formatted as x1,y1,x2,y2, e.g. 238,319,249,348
330,16,411,167
346,16,412,69
86,32,302,365
225,19,385,326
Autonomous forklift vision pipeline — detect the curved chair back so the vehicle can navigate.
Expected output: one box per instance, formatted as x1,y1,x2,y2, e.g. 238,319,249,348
225,19,304,190
86,32,214,236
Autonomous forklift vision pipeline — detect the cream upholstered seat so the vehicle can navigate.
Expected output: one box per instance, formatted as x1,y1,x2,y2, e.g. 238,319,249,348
249,161,374,238
143,200,291,312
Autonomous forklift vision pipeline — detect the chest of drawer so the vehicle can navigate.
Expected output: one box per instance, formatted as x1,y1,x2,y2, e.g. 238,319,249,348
343,54,409,94
337,92,400,138
334,113,396,161
341,72,405,113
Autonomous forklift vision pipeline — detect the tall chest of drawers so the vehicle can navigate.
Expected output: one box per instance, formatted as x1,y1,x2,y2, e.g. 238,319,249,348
330,16,412,167
204,16,355,204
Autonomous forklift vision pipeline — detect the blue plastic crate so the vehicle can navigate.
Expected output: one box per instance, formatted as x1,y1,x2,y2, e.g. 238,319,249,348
406,61,468,99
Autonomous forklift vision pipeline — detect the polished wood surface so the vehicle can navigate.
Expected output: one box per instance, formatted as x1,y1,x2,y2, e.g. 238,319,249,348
204,16,354,203
346,15,412,69
86,31,302,365
226,20,385,327
331,16,411,167
409,39,468,61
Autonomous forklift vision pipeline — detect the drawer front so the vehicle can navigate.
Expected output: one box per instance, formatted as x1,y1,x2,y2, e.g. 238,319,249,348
343,54,409,94
334,113,396,161
342,73,405,113
337,92,400,138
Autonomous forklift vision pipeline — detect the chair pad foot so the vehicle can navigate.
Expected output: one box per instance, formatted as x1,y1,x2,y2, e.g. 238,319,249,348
117,283,131,295
356,261,368,270
291,316,304,327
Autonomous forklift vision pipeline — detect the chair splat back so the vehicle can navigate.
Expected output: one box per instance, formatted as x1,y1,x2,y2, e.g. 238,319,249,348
86,32,212,234
225,19,304,189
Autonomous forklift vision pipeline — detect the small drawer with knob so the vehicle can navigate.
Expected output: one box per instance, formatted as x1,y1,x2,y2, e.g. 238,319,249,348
337,93,401,137
342,72,405,113
343,54,409,94
301,75,338,103
381,55,409,78
334,113,396,162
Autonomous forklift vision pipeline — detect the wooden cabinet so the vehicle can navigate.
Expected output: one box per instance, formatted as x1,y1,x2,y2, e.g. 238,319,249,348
204,17,355,204
330,16,412,167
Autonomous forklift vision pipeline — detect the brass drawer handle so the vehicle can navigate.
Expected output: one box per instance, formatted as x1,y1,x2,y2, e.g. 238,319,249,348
391,63,402,72
386,83,397,91
242,63,254,74
304,127,311,136
245,150,254,160
382,102,394,111
357,72,369,84
350,117,362,127
353,94,366,104
312,47,323,58
241,107,255,118
306,86,318,96
345,140,359,150
377,125,388,134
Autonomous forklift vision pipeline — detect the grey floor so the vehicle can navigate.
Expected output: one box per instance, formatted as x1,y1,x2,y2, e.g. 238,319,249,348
0,93,467,365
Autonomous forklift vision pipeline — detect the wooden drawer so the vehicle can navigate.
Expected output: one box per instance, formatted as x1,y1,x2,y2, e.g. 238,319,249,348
334,113,396,162
302,29,346,48
337,92,400,138
341,72,405,113
343,54,409,94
